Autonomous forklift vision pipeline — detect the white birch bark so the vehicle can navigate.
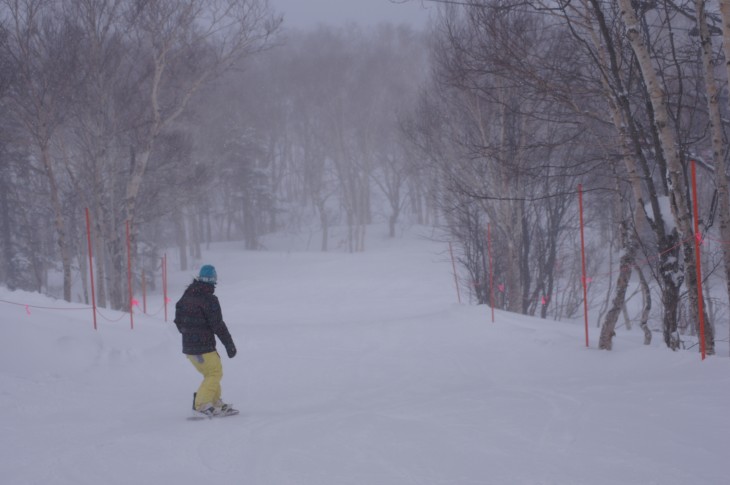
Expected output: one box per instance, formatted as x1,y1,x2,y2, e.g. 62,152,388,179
714,0,730,356
693,0,722,353
618,0,713,354
124,0,279,230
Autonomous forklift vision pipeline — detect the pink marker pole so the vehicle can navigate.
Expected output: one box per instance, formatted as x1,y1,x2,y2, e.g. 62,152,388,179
488,224,494,323
142,269,147,314
449,242,462,304
163,253,168,322
579,184,589,348
690,160,706,360
85,208,98,330
126,220,134,330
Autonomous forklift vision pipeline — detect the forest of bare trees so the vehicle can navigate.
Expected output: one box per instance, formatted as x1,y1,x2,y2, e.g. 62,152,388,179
406,0,730,355
1,0,729,355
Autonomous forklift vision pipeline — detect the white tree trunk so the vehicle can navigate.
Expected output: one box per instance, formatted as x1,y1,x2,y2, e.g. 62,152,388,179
618,0,713,354
714,0,730,357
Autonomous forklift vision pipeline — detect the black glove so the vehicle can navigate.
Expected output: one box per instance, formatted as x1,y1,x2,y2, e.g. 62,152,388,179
226,344,237,358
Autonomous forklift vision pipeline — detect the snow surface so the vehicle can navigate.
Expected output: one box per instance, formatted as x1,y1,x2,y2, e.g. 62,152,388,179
645,195,677,233
1,225,728,485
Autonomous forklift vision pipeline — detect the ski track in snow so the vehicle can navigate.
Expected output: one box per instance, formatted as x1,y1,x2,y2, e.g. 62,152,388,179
1,226,729,485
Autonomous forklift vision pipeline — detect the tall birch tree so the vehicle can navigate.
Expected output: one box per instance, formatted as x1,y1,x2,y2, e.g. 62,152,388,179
3,0,81,302
122,0,280,230
617,0,714,354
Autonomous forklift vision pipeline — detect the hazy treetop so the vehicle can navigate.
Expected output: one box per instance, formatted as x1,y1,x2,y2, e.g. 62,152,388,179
271,0,432,29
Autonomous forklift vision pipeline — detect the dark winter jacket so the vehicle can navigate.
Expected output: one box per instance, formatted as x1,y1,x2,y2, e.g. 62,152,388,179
174,280,236,357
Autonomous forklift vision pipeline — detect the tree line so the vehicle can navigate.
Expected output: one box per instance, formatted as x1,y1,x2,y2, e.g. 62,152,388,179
414,0,729,354
0,0,727,354
0,0,432,311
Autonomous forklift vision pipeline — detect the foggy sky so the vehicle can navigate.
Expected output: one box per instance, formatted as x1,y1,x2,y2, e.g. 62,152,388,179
271,0,432,29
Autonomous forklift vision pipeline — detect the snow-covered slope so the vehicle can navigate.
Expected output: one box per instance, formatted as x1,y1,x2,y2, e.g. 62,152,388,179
1,226,727,485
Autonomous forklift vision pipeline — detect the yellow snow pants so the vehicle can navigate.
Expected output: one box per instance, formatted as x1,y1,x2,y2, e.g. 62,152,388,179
187,351,223,409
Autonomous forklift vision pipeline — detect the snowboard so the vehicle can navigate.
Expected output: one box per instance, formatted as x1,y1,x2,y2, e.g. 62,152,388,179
187,392,240,420
187,408,240,421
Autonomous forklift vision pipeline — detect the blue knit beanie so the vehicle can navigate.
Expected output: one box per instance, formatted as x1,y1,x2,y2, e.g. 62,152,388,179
197,264,217,284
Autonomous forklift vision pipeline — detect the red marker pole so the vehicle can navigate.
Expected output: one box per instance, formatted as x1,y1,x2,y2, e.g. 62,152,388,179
85,208,97,330
690,160,706,360
126,220,134,330
163,253,168,322
488,223,495,323
449,242,462,304
142,269,147,314
579,185,589,347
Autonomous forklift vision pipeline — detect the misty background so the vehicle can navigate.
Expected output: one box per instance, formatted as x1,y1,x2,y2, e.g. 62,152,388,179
272,0,432,28
1,0,729,356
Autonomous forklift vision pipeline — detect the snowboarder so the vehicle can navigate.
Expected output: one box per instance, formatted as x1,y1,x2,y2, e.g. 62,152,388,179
174,264,238,417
